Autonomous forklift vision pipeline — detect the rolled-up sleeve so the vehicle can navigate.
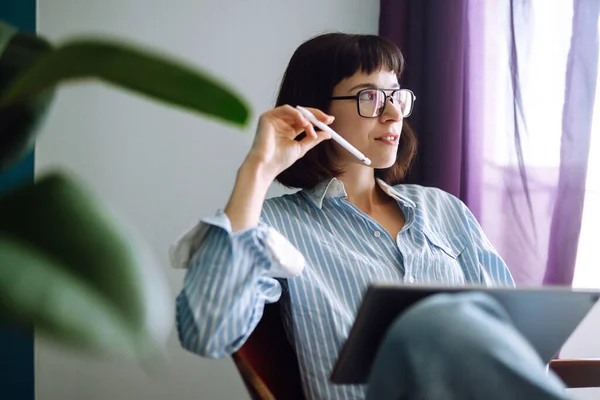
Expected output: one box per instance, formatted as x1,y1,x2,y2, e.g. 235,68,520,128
171,210,304,358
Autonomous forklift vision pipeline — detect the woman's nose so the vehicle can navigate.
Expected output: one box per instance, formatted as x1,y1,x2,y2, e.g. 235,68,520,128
382,96,402,120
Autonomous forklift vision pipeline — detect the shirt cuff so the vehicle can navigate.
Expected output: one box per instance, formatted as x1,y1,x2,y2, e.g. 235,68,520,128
262,227,305,279
169,210,230,269
169,210,305,279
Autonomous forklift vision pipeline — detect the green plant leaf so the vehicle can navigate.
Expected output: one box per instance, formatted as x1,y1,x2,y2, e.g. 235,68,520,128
0,235,143,355
0,94,54,172
0,172,172,358
0,39,250,126
0,23,55,171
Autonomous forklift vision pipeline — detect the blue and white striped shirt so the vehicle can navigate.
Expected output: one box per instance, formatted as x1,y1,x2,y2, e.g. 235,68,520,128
173,178,515,400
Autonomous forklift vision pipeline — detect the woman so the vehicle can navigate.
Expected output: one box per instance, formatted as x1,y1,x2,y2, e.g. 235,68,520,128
172,33,569,399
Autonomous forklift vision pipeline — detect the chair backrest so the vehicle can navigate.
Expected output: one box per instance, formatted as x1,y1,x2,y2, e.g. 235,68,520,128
232,302,305,400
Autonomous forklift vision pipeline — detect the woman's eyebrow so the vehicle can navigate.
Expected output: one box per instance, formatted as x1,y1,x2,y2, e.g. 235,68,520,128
348,82,401,92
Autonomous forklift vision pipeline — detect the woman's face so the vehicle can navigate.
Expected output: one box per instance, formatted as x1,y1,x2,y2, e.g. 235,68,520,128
328,69,403,169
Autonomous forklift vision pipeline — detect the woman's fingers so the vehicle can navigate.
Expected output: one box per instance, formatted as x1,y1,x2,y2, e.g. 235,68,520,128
297,107,334,140
270,105,334,139
298,124,332,156
304,120,318,139
303,107,335,125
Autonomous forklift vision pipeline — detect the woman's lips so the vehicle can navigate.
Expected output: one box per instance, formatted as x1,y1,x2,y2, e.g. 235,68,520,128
375,134,400,145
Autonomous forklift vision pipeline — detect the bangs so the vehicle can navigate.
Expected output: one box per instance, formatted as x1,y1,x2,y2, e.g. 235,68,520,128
329,34,405,85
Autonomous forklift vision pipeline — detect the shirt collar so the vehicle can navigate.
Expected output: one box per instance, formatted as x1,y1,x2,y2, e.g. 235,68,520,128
302,177,416,210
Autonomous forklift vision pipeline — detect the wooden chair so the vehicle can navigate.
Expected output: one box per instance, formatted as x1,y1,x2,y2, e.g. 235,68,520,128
232,302,304,400
232,302,600,400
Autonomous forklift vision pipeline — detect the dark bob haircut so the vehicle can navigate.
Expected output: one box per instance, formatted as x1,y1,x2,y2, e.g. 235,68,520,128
274,32,417,189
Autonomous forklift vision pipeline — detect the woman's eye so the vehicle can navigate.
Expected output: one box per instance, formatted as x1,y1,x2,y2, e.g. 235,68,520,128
359,92,376,101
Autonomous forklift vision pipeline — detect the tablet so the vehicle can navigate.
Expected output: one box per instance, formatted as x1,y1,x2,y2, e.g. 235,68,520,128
330,283,600,384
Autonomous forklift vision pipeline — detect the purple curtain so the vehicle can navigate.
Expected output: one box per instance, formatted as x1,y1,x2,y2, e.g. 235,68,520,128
380,0,600,286
379,0,483,217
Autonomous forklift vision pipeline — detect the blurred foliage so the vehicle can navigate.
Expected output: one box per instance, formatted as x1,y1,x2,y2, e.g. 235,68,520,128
0,19,250,359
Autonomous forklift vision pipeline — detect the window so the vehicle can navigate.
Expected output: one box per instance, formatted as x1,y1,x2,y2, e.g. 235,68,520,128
481,0,598,286
572,50,600,288
522,2,600,288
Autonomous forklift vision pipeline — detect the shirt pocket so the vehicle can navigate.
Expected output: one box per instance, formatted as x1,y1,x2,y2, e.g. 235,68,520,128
419,229,467,283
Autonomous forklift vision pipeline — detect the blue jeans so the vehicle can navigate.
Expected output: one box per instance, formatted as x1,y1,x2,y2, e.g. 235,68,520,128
366,292,571,400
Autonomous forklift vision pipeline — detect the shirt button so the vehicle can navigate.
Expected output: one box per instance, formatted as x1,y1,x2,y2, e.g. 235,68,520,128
373,231,381,238
407,276,415,283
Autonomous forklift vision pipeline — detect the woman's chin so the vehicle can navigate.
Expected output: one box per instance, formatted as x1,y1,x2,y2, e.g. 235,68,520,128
368,156,398,170
343,152,396,170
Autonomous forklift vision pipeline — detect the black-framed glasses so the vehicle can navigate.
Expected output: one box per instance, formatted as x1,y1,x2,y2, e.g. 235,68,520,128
330,88,416,118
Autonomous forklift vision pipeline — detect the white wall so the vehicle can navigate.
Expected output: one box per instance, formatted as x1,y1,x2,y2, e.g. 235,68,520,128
35,0,379,399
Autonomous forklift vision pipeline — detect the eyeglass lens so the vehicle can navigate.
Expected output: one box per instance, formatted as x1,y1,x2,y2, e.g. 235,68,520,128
358,89,413,118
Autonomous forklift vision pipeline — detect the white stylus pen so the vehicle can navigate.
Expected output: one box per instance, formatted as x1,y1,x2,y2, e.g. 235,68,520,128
296,105,372,166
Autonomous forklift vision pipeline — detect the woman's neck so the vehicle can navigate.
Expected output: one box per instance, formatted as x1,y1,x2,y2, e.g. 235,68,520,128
337,164,389,213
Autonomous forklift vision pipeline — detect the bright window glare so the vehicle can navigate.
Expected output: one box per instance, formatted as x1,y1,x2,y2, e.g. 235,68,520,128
572,15,600,288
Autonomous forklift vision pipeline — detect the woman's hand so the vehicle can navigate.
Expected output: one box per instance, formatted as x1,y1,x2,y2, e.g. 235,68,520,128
243,105,333,180
225,105,332,232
